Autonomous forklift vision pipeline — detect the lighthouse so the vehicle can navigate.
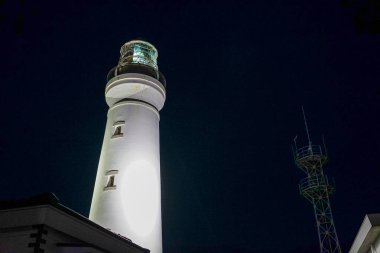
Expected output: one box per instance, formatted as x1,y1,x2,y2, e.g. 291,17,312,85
90,40,166,253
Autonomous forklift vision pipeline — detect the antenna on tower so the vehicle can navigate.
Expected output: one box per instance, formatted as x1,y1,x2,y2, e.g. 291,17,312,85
301,106,312,153
322,135,328,155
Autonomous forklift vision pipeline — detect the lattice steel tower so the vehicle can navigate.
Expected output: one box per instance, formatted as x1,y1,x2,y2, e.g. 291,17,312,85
293,109,342,253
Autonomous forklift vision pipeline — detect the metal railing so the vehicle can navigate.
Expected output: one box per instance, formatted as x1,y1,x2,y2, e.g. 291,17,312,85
299,175,333,193
106,64,166,87
295,145,325,160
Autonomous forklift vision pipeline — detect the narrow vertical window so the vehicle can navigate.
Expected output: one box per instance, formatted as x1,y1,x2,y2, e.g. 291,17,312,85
106,175,115,188
104,170,118,191
112,121,125,139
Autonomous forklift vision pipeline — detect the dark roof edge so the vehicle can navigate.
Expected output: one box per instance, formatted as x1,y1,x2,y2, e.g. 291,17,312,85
0,192,60,209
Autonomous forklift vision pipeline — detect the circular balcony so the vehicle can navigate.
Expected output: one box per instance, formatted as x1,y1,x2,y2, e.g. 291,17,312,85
299,175,335,199
294,145,327,171
295,145,326,160
106,64,166,88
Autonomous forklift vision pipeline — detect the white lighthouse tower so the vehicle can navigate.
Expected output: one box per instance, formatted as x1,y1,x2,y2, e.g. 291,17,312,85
90,40,166,253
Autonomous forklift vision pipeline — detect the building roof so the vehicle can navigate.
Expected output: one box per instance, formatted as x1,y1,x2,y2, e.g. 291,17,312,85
0,193,149,253
349,213,380,253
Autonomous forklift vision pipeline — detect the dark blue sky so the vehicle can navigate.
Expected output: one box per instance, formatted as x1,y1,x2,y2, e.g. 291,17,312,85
1,1,379,252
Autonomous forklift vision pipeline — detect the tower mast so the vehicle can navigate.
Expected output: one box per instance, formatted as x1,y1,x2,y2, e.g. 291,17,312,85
293,109,342,253
90,40,166,253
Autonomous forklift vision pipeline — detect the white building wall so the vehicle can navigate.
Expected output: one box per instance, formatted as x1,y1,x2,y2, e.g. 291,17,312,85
373,235,380,253
350,214,380,253
0,228,33,253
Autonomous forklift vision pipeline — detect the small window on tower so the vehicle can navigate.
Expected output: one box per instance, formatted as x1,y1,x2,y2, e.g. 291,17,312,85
113,126,123,137
112,121,125,139
104,170,118,191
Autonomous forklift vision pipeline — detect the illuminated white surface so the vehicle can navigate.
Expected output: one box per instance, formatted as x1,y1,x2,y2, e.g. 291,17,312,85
122,160,160,237
90,70,165,253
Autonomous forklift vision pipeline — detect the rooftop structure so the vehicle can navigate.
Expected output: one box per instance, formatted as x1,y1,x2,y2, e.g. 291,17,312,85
106,40,166,85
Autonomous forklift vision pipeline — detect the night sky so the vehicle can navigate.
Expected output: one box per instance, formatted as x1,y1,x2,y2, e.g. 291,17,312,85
1,1,380,252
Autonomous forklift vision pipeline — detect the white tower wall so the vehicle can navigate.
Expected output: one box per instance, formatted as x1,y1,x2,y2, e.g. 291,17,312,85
90,41,166,253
